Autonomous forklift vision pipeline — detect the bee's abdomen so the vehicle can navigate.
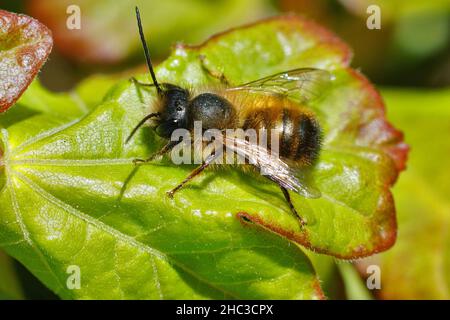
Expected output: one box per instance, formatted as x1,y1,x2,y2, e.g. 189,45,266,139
288,110,321,165
243,107,322,166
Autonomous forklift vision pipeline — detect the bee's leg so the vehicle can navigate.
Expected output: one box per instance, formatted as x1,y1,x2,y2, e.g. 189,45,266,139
199,55,230,86
133,141,178,165
279,186,307,227
166,152,220,198
129,77,155,87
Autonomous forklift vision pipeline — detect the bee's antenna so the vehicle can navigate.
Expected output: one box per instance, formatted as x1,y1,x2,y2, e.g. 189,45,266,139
135,6,162,95
126,112,160,143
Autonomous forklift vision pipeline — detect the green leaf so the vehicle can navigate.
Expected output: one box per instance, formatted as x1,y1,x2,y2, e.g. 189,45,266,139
0,15,405,299
0,106,322,299
366,88,450,299
0,9,53,112
20,74,121,117
0,250,23,299
304,252,344,299
337,262,372,300
1,74,120,129
12,80,87,119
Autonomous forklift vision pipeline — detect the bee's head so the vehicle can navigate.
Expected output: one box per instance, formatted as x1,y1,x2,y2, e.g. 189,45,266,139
155,84,190,138
126,7,190,143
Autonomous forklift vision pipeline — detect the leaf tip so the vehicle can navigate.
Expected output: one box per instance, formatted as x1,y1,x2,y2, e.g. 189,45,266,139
0,9,53,112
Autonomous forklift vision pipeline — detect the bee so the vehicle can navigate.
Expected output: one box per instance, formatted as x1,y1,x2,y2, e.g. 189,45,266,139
128,7,330,226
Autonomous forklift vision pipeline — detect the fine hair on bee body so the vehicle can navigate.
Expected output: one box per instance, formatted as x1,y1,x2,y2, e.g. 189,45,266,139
129,6,329,226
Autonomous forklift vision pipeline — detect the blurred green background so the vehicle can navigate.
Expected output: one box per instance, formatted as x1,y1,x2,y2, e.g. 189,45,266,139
3,0,449,91
0,0,449,300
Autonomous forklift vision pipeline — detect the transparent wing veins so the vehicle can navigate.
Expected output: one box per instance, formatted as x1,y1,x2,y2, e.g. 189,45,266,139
226,68,331,103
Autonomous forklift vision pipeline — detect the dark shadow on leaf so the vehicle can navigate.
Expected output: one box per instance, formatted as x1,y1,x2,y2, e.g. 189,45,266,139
118,165,140,202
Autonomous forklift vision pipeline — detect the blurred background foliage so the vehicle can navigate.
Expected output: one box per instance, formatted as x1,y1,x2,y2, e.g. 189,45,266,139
0,0,449,299
2,0,449,91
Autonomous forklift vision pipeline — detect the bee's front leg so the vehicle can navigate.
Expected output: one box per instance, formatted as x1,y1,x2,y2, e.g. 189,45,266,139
133,141,178,165
129,77,155,88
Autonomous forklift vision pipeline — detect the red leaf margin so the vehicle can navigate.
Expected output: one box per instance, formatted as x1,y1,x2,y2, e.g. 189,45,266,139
0,10,53,112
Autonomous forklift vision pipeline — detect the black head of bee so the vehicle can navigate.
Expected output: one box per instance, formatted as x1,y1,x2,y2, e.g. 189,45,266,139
126,7,190,143
126,7,235,143
156,90,234,137
155,84,190,138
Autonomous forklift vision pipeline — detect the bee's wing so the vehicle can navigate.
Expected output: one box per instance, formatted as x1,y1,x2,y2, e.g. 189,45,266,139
226,68,331,103
222,135,321,199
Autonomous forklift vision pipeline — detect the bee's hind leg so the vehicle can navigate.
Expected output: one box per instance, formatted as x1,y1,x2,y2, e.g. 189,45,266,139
279,186,307,227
